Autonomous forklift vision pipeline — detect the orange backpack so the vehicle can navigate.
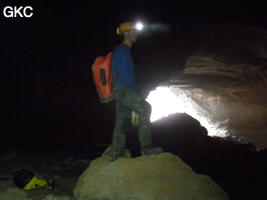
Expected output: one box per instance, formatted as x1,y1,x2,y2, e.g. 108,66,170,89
91,52,113,103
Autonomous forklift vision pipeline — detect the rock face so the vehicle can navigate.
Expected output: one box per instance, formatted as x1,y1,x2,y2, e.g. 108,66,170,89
168,24,267,149
73,153,229,200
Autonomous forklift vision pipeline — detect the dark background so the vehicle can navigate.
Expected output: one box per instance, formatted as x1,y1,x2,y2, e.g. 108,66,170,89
1,1,266,151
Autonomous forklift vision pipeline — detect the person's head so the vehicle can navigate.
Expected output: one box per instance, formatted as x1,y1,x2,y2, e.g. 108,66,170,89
123,29,137,44
117,22,138,47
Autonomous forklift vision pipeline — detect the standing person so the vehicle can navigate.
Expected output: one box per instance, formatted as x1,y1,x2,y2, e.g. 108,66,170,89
111,22,163,161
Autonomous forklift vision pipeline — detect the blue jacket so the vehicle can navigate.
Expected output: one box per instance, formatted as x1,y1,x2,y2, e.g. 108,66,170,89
111,43,139,92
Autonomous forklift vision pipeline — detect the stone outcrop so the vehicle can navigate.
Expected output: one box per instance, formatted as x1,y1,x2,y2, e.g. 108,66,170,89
73,153,229,200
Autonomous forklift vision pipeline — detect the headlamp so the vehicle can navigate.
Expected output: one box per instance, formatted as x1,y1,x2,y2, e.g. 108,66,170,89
135,22,144,31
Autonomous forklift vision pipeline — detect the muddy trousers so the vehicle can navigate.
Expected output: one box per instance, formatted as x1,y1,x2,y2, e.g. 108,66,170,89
112,88,153,160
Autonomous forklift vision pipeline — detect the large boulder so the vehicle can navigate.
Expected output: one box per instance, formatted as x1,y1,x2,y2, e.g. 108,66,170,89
73,153,229,200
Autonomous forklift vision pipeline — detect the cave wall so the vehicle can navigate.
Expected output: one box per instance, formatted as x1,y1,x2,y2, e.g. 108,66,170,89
170,24,267,149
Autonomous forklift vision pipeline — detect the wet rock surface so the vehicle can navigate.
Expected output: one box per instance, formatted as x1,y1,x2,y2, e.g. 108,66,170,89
168,23,267,149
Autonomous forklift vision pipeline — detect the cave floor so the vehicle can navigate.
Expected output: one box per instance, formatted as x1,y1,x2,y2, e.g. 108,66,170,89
0,150,90,200
0,149,267,200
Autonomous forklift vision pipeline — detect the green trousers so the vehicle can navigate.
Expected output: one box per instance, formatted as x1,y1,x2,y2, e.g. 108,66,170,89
112,88,153,160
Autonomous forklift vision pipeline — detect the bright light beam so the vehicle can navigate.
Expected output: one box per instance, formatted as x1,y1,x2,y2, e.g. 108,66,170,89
135,22,144,31
146,86,228,137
